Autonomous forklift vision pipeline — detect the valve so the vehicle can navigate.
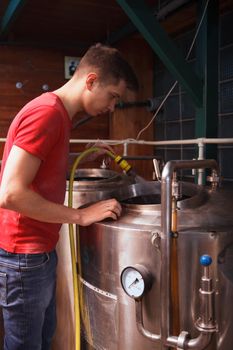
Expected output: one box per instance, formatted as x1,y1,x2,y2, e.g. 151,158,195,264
206,169,220,189
153,158,161,181
195,255,217,332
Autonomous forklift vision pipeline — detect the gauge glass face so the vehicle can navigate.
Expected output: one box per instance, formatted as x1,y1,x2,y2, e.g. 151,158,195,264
121,267,145,298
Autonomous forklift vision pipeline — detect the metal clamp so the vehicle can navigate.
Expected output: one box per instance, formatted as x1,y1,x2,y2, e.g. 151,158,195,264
177,331,189,349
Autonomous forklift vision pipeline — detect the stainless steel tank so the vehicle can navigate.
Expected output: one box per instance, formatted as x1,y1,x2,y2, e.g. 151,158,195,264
78,161,233,350
52,168,135,350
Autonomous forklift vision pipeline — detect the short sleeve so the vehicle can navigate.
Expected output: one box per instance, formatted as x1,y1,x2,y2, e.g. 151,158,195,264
14,105,62,161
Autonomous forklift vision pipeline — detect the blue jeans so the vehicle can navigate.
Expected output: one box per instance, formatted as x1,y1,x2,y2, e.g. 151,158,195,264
0,248,57,350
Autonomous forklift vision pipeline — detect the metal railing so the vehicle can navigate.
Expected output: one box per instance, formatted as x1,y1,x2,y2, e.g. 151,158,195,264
1,137,233,184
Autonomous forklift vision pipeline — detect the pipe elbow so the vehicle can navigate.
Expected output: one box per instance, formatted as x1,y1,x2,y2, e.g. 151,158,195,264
185,332,212,350
136,319,161,342
135,300,161,342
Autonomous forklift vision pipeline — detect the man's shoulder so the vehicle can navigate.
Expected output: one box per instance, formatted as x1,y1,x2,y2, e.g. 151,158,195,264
23,92,61,111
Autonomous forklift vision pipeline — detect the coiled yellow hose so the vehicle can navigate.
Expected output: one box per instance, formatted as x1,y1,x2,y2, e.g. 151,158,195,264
68,147,132,350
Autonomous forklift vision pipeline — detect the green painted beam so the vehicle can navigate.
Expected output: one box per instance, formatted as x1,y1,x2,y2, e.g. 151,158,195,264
116,0,203,108
0,0,27,38
107,22,135,45
195,0,218,160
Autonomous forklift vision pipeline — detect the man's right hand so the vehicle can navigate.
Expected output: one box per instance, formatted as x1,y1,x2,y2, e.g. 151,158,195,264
77,198,122,226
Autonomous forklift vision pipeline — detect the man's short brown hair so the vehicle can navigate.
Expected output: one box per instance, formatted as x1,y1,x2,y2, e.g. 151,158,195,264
76,43,139,92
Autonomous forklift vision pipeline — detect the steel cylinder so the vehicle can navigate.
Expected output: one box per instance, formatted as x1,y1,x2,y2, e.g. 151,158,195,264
78,181,233,350
52,168,135,350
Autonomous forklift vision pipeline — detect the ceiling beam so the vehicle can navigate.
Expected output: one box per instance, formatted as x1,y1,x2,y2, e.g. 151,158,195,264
0,0,27,38
108,0,191,45
107,22,135,45
116,0,203,108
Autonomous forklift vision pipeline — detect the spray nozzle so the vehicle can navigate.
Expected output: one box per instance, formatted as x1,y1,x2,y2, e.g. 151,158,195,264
114,155,132,174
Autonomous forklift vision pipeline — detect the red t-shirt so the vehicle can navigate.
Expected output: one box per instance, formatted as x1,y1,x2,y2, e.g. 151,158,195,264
0,92,72,253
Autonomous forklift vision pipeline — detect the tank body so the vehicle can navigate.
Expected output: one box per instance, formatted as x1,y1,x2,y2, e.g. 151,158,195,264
78,182,233,350
52,168,135,350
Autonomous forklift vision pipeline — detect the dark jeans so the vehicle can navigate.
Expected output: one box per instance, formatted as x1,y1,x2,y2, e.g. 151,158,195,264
0,248,57,350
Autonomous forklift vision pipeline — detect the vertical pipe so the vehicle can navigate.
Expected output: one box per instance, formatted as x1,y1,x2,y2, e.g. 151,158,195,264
123,142,128,156
161,163,173,348
161,159,219,348
171,197,180,336
198,141,205,185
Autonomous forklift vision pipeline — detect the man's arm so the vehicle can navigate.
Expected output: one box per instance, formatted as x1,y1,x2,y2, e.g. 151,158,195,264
0,145,121,225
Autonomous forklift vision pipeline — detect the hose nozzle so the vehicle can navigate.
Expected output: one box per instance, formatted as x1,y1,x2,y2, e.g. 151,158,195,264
114,155,132,173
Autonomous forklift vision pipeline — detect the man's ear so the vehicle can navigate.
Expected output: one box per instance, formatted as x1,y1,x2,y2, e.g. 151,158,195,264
86,73,98,91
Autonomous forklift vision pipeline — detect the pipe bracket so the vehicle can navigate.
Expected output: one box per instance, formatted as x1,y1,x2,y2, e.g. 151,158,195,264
177,331,189,349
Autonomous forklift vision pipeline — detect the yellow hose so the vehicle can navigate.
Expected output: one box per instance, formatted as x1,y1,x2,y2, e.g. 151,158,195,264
68,147,133,350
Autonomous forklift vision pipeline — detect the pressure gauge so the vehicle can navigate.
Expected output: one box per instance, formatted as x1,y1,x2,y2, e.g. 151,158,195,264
121,264,152,299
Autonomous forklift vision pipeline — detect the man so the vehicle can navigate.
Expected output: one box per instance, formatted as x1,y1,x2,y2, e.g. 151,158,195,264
0,43,138,350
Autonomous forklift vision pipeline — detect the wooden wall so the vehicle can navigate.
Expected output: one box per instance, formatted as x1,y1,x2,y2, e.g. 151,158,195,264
0,45,109,159
0,42,154,179
0,46,61,156
113,37,154,179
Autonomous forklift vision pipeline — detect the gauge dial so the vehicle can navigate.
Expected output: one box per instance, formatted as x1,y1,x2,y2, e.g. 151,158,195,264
121,265,152,299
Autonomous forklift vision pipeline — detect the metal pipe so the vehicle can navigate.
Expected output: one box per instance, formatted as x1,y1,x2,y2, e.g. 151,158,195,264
1,137,233,178
156,0,191,20
116,98,162,112
185,332,212,349
166,335,179,347
1,137,233,146
167,331,212,350
135,300,161,342
198,141,205,185
161,159,219,348
123,142,128,157
69,137,233,146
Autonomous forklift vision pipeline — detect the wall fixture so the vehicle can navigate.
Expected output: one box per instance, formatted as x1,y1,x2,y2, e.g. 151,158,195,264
15,82,23,89
42,84,49,92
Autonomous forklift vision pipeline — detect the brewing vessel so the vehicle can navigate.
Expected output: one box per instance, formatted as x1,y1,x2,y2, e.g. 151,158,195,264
78,179,233,350
52,168,135,350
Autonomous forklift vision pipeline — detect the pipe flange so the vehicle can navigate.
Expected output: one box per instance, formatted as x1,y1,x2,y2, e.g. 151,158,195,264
177,331,189,349
195,318,218,333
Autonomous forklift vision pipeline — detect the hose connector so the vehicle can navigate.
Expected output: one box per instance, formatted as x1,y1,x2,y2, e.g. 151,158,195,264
114,155,132,173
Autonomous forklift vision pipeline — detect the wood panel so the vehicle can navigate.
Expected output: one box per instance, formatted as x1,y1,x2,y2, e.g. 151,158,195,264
110,37,155,180
0,45,109,160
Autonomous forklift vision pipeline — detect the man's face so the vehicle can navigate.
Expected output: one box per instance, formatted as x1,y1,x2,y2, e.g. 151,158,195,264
83,76,127,116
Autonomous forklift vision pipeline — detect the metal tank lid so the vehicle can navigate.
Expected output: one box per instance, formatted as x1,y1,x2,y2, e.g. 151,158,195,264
66,168,135,191
119,181,208,212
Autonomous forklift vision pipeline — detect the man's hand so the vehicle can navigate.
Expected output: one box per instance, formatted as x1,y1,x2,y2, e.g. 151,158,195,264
83,141,115,164
77,198,122,226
